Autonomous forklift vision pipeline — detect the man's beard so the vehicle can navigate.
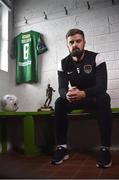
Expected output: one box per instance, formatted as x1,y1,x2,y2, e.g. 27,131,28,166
71,48,84,60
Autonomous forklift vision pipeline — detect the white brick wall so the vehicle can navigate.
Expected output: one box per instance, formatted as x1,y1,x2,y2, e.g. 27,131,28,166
12,0,119,110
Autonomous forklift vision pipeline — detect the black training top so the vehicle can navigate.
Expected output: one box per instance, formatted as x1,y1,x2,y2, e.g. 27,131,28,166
57,50,107,99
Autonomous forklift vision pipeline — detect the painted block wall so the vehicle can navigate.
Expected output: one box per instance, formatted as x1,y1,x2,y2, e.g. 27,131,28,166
12,0,119,111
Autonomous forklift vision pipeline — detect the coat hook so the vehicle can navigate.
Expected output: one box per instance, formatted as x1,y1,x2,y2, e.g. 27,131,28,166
24,17,28,24
64,6,68,15
43,11,47,20
111,0,115,5
87,1,91,10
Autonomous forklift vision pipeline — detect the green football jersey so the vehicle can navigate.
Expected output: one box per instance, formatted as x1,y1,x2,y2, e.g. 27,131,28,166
15,30,47,84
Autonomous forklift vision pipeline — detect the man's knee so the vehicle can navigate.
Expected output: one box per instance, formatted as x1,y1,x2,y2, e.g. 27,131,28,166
96,93,111,108
55,97,66,109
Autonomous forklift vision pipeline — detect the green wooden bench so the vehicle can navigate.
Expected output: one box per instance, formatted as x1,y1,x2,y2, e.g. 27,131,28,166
69,108,119,116
67,108,119,150
0,111,53,155
0,108,119,155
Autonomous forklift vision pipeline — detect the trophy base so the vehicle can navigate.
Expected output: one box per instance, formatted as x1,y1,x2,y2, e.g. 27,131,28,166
37,106,54,112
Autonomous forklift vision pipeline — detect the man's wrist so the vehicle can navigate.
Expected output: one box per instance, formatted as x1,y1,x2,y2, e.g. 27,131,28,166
81,91,86,98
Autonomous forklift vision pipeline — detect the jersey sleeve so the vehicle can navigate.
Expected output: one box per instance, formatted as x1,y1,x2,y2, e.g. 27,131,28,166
85,54,107,97
57,61,69,99
37,34,48,55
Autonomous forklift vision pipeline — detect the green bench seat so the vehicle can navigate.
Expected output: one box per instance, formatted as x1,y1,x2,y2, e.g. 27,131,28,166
0,111,53,155
0,108,119,155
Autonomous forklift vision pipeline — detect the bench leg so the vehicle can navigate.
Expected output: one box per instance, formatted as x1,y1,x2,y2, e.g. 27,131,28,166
41,117,55,153
0,119,7,153
23,115,38,155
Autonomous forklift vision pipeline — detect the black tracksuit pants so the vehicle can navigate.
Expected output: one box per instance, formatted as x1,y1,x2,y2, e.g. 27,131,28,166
54,93,112,147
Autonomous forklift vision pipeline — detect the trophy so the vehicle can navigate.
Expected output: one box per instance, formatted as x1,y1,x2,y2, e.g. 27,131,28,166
38,84,55,111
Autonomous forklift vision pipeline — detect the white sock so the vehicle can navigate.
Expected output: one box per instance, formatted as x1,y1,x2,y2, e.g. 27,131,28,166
57,144,67,149
101,146,110,150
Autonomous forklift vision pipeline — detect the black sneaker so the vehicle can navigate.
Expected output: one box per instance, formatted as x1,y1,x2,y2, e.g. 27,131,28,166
51,146,69,165
96,147,112,168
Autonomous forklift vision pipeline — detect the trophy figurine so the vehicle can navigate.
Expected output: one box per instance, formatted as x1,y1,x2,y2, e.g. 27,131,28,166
39,84,55,111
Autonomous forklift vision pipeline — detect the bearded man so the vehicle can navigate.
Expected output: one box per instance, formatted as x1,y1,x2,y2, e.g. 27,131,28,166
51,28,112,168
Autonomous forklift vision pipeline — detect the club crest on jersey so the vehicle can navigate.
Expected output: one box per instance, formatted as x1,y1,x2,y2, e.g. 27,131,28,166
84,64,92,74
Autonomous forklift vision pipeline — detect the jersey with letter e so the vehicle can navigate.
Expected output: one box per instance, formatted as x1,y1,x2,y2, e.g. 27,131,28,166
14,30,47,84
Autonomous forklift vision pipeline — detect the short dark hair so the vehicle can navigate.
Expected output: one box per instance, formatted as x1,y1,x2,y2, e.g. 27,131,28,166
66,28,85,39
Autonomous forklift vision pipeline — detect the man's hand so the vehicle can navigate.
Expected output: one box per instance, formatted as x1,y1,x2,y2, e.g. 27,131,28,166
66,86,86,102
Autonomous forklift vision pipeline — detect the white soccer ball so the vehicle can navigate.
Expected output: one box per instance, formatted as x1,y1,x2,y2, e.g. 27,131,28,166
1,94,19,112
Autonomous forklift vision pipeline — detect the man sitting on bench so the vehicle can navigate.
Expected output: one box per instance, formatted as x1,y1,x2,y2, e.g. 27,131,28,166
51,28,112,168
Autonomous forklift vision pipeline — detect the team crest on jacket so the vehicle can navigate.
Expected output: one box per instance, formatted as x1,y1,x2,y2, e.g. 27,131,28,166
84,64,92,74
